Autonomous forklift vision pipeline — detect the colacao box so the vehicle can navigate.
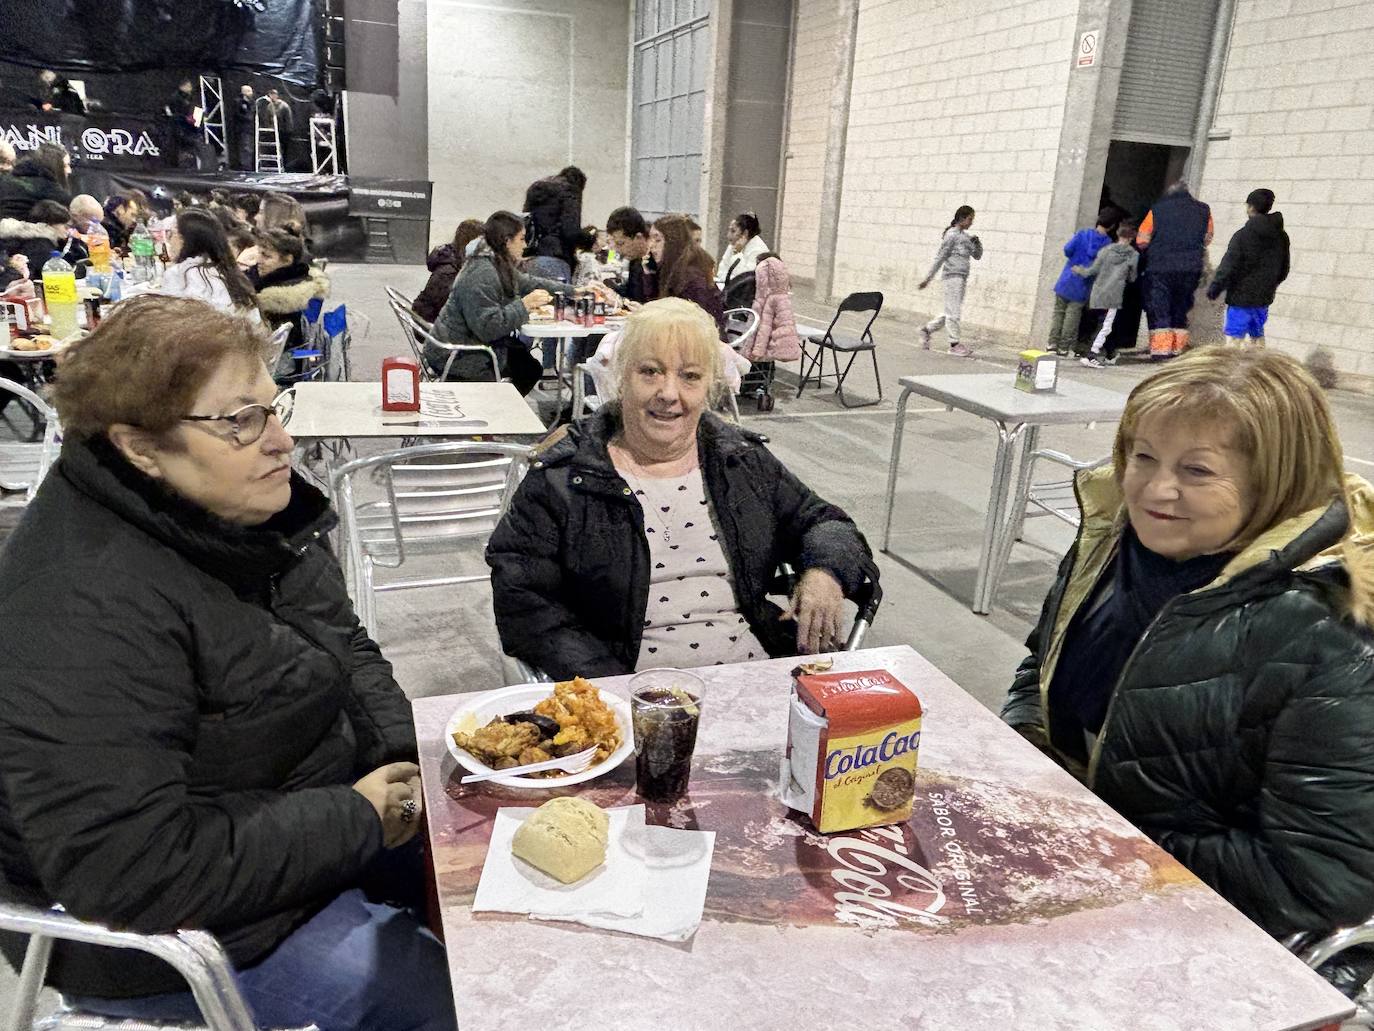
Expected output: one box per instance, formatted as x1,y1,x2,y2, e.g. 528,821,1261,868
781,667,922,834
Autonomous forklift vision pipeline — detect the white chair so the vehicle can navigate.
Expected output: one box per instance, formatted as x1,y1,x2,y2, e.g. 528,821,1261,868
389,301,500,384
0,379,60,503
0,899,284,1031
329,441,533,635
723,308,759,354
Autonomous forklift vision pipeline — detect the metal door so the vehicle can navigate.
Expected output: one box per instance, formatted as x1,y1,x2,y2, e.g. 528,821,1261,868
631,0,712,221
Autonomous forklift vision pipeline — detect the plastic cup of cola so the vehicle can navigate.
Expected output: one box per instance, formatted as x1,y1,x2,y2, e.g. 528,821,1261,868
629,668,705,803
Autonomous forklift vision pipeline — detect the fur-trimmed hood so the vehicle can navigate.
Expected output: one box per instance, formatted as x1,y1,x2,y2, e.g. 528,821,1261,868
0,218,64,243
253,266,330,315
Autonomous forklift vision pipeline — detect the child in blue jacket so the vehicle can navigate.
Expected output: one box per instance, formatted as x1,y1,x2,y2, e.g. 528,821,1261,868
1048,210,1114,355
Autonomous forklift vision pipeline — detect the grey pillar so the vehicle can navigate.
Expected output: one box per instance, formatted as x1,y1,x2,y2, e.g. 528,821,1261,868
813,0,859,303
700,0,735,246
1028,0,1132,348
1184,0,1238,188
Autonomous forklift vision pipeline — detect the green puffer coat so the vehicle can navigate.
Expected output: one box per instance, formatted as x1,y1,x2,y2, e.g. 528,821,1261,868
1002,466,1374,940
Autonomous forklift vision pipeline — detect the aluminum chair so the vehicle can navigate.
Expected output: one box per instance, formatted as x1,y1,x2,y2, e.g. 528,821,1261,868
796,291,884,408
569,363,740,423
386,298,438,380
1284,915,1374,972
389,301,500,384
0,379,59,503
0,899,289,1031
262,323,293,372
330,441,533,635
988,449,1110,609
723,308,759,354
725,308,777,409
504,562,882,685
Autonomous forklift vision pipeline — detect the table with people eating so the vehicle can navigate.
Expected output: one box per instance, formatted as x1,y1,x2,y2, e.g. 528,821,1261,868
1,154,1373,1031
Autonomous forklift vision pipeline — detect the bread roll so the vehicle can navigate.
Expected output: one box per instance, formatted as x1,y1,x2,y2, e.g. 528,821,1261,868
511,797,609,884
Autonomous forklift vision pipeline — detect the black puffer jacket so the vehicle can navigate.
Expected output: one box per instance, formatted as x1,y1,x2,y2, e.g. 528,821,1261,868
413,242,460,324
1002,467,1374,940
487,407,874,679
1209,211,1291,308
0,158,70,219
0,438,416,998
523,173,586,267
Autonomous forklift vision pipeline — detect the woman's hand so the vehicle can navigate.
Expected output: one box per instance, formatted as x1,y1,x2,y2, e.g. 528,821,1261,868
782,569,846,655
523,289,553,313
353,761,423,849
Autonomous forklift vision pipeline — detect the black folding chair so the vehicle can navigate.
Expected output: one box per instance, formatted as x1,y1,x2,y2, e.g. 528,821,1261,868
796,291,883,408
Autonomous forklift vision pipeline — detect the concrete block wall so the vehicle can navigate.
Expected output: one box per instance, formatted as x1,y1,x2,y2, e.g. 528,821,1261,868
426,0,630,248
822,0,1079,336
1198,0,1374,378
778,0,838,281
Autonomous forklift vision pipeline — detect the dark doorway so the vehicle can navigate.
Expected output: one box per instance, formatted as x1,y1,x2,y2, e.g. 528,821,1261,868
1100,140,1190,221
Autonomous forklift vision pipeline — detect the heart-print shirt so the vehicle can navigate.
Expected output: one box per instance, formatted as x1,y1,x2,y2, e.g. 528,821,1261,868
627,468,768,671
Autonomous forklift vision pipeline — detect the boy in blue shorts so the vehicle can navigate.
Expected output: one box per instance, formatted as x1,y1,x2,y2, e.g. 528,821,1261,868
1206,188,1290,347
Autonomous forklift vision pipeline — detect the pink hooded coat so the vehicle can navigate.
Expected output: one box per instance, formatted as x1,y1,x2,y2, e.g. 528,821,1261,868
747,257,802,362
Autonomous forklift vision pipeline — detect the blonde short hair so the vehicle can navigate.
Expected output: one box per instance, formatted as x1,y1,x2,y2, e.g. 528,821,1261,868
612,298,724,405
1113,347,1372,619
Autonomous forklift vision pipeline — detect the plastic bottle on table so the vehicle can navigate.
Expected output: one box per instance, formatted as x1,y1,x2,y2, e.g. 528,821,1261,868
41,252,78,339
129,220,156,284
85,221,112,274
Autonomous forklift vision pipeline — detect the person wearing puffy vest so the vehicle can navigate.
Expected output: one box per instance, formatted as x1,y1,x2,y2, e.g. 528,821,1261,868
746,255,801,363
1002,347,1374,997
1137,180,1213,358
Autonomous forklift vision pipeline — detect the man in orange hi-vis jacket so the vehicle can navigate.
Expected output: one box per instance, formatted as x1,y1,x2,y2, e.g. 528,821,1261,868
1136,180,1213,358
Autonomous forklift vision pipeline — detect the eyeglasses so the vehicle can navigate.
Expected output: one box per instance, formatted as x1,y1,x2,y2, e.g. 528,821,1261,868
181,390,294,446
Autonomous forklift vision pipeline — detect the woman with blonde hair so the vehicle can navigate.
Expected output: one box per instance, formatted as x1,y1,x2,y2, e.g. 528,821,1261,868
487,297,874,679
1002,347,1374,977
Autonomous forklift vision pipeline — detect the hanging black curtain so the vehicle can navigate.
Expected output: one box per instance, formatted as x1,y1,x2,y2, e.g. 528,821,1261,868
0,0,322,86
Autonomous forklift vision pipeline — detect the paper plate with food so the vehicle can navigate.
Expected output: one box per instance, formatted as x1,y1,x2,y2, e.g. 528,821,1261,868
446,677,632,787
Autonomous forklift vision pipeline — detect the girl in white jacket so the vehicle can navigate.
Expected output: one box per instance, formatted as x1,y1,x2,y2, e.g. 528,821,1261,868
156,209,261,321
918,205,982,357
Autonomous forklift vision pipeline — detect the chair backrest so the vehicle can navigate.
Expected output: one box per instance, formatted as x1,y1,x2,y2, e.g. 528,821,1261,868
0,899,258,1031
388,298,435,380
389,300,500,382
723,308,760,352
330,441,533,574
263,322,293,370
0,378,59,503
722,270,757,309
825,291,884,343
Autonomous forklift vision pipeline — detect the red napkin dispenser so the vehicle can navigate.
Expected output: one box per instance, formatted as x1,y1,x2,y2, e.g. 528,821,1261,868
382,356,421,412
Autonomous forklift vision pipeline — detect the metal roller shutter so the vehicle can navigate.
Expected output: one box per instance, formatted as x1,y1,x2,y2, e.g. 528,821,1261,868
1112,0,1220,147
631,0,712,221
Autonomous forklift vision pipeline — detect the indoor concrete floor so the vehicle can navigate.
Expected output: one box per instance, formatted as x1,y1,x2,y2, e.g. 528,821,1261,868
6,262,1374,1022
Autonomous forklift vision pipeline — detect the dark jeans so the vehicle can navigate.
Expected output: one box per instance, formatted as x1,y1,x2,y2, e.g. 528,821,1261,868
68,840,455,1031
1145,268,1201,331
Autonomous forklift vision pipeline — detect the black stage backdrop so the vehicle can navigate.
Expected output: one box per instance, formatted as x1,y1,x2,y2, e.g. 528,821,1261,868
0,1,321,86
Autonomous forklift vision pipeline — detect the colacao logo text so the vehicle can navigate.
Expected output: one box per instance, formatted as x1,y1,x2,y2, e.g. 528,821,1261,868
824,729,921,779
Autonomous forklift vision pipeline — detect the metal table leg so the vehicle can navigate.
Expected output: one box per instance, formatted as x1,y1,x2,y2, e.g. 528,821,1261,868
881,385,917,551
971,421,1026,614
987,425,1041,606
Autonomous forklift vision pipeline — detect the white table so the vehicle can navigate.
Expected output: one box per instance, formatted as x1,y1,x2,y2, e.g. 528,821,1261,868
281,381,546,440
524,319,625,425
882,373,1128,614
413,645,1354,1031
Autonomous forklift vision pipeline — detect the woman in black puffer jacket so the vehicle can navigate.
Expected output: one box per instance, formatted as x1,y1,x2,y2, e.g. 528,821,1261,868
0,297,455,1031
1002,347,1374,992
0,143,71,218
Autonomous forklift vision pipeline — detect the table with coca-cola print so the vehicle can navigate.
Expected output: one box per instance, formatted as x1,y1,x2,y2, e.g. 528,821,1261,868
412,645,1354,1030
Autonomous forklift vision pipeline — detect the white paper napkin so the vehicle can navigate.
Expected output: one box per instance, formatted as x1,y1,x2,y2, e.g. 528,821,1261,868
473,805,647,919
537,825,716,942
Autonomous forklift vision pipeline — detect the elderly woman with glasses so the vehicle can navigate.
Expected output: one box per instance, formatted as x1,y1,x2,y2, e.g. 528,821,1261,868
488,298,875,680
0,296,456,1031
1002,347,1374,991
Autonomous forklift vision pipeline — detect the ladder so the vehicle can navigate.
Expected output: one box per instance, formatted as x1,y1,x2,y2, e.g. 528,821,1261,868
254,97,283,173
363,217,394,262
198,74,227,158
309,114,339,175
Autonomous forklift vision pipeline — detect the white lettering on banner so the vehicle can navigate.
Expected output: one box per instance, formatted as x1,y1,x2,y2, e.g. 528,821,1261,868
1,124,62,151
81,127,159,157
